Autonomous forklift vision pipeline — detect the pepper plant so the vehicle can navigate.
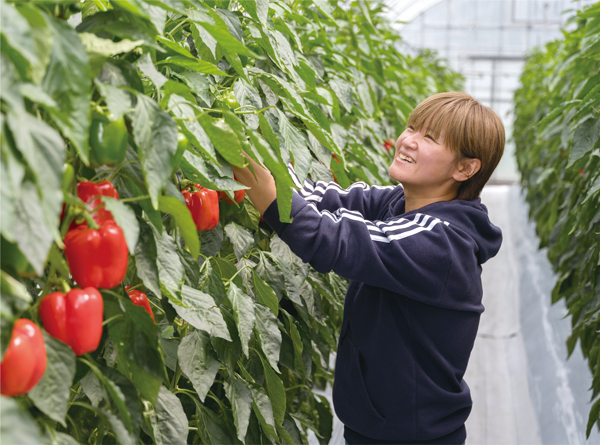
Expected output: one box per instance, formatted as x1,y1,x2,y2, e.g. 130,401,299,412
0,0,462,444
513,1,600,437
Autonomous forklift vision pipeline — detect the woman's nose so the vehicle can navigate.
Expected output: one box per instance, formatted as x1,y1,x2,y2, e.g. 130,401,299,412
403,135,417,149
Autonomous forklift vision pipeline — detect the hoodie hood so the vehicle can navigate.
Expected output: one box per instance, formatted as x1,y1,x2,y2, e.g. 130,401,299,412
389,192,503,265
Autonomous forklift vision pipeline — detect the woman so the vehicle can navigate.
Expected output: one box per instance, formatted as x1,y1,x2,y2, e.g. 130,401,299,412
233,92,505,444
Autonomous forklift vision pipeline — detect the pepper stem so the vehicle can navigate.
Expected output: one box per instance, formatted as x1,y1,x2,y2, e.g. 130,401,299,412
61,281,71,294
81,211,100,230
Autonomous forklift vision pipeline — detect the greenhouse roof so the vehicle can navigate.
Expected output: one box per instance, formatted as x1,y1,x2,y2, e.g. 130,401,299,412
382,0,597,181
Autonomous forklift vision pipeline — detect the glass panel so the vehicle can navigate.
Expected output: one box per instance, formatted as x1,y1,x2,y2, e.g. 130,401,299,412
449,0,476,26
423,29,448,48
474,29,502,50
513,0,530,22
423,2,448,26
448,29,471,48
502,28,528,52
477,0,503,26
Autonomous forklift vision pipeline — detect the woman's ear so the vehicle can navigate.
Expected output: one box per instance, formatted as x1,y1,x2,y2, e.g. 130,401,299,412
453,158,481,183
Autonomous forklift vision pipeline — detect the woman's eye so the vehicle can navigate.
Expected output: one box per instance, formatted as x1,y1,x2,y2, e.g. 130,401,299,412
425,135,435,141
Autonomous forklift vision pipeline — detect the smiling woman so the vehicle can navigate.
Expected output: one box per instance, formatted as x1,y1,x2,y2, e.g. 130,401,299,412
233,90,506,445
389,92,505,211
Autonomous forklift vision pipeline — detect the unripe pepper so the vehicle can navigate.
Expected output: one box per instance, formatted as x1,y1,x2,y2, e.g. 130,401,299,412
183,184,219,231
64,220,128,289
39,288,104,356
88,115,128,168
0,319,47,397
125,286,155,322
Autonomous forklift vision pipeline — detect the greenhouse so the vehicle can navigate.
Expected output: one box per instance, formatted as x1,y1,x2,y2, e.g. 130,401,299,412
0,1,599,445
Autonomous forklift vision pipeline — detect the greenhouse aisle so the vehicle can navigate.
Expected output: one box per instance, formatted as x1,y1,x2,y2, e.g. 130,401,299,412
309,184,600,445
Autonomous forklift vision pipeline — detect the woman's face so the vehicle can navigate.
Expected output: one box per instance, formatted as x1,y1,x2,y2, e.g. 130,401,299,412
388,126,460,195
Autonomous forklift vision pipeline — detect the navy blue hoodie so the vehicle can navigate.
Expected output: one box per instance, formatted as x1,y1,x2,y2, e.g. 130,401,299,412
262,167,503,444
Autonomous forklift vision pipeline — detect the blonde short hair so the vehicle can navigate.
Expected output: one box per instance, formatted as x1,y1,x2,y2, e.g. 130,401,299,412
407,92,505,200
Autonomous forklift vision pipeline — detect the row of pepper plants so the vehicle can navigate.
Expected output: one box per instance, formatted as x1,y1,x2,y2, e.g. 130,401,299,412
512,1,600,438
0,0,463,443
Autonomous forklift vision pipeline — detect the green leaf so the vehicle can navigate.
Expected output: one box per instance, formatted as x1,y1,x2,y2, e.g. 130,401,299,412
238,0,269,26
254,303,281,372
80,32,144,75
102,197,140,255
312,0,337,23
94,79,132,120
153,226,185,302
329,77,353,113
80,370,103,408
7,112,65,261
134,221,162,298
0,270,32,309
225,375,253,442
100,407,137,445
167,94,219,163
87,362,133,431
131,93,179,209
0,1,40,71
252,271,279,316
146,386,188,445
569,117,600,166
174,71,213,107
282,310,305,379
197,114,245,167
103,297,165,403
156,35,196,58
158,195,200,259
227,283,255,358
188,10,257,58
200,222,224,258
41,14,91,164
53,432,81,445
0,396,48,445
277,109,312,183
12,181,55,275
247,130,295,223
10,3,53,85
171,285,232,341
28,331,76,426
224,222,254,261
257,351,286,426
196,402,236,445
156,56,228,76
178,330,221,402
137,52,168,90
246,380,278,440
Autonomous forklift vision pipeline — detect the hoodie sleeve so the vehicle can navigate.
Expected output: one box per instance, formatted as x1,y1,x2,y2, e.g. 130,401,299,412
287,165,398,221
263,190,473,307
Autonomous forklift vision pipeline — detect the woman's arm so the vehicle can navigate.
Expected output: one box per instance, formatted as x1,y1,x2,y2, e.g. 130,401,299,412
231,154,277,215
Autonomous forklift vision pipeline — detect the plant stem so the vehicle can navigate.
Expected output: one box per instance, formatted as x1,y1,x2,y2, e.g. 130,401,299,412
119,195,150,203
102,314,123,326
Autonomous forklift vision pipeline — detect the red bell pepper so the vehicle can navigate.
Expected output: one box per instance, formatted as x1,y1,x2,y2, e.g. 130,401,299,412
0,319,47,397
76,180,119,227
125,286,155,322
64,220,128,289
39,288,104,356
218,189,246,204
183,184,219,231
384,139,394,151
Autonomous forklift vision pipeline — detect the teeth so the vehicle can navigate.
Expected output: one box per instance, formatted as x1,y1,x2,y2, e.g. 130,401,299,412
397,154,416,164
